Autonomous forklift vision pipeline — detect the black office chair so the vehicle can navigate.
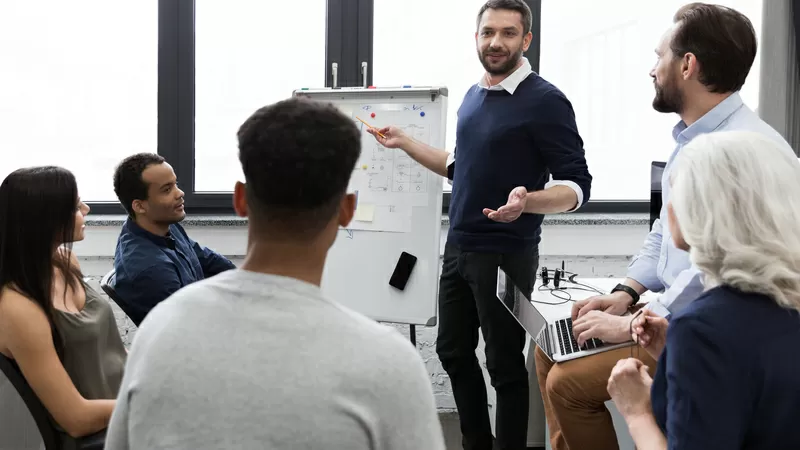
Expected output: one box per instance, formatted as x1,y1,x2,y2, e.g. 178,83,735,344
100,268,133,319
0,354,105,449
650,161,667,230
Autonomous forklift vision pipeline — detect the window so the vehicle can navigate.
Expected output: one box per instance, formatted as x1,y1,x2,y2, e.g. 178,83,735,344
540,0,762,200
194,0,327,192
0,1,157,201
373,0,490,192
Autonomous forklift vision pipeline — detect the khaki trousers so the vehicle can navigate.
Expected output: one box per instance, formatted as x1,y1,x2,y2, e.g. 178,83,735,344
534,345,657,450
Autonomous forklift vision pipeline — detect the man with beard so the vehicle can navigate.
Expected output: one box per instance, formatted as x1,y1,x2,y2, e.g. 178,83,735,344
535,4,794,450
112,153,236,325
367,1,591,448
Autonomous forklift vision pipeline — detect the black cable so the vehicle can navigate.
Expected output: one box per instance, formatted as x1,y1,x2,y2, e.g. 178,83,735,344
535,276,605,304
565,279,605,295
533,285,573,305
535,262,608,305
549,289,572,302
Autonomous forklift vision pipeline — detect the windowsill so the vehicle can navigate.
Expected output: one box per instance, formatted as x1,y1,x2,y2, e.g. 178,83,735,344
76,213,649,259
84,213,649,227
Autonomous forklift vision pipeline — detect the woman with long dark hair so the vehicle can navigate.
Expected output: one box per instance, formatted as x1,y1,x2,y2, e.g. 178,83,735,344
0,166,127,445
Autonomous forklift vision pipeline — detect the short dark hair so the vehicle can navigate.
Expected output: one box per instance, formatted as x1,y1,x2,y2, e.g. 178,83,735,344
477,0,532,35
670,3,757,93
237,97,361,238
113,153,166,218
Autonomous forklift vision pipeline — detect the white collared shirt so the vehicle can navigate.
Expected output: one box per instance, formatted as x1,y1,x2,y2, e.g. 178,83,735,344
478,56,534,94
446,57,583,212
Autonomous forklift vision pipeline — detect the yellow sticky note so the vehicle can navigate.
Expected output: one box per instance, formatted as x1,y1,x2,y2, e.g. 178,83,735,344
354,203,375,222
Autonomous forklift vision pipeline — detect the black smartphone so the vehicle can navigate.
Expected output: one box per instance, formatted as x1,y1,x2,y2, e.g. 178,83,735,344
389,252,417,291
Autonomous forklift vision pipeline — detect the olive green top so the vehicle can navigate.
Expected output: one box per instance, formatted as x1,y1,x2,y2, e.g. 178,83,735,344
53,283,127,448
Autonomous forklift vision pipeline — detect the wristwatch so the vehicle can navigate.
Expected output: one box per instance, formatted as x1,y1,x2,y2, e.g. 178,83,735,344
611,283,640,306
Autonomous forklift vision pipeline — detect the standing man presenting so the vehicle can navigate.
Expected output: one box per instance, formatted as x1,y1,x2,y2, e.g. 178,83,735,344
367,1,591,448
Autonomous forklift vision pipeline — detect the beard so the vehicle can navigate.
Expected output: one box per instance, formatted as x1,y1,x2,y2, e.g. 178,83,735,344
478,44,523,76
652,77,684,114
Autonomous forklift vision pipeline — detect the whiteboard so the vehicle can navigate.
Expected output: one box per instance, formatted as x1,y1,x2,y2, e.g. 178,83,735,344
293,87,448,326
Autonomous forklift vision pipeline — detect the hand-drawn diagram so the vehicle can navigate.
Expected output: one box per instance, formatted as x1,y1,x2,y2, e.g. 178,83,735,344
392,123,429,194
357,118,429,196
364,141,391,192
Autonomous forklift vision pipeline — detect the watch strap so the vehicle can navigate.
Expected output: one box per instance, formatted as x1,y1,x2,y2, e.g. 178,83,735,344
611,283,640,305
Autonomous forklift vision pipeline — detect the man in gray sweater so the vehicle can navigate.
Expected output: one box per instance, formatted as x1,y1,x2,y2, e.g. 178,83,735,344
105,98,446,450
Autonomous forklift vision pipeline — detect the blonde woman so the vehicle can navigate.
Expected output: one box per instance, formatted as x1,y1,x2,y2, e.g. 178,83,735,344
607,130,800,449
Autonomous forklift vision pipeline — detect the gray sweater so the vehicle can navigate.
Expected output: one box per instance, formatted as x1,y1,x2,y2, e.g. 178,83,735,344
105,269,445,450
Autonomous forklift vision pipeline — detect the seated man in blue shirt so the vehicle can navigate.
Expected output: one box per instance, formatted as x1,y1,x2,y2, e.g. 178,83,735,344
112,153,236,325
535,4,795,450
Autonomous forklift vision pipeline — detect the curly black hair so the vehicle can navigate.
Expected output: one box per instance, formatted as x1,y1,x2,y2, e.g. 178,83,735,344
237,97,362,237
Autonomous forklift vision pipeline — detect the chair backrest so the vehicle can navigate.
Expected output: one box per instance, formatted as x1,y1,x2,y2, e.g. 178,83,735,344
0,354,61,449
650,161,667,231
100,269,131,316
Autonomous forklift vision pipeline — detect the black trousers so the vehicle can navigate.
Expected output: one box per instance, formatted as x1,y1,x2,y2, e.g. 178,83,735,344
436,242,539,450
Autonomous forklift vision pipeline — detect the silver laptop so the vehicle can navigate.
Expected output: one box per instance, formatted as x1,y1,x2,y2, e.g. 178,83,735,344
496,268,634,362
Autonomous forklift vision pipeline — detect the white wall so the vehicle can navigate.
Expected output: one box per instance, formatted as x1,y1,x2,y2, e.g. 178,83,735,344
75,214,651,410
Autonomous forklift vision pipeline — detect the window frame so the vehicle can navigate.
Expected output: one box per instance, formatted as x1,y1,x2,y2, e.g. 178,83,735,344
86,0,648,215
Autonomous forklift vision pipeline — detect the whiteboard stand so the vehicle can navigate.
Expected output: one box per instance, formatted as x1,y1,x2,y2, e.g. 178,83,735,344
293,86,448,346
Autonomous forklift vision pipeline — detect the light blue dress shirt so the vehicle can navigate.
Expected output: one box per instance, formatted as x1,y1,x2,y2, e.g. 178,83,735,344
626,92,795,317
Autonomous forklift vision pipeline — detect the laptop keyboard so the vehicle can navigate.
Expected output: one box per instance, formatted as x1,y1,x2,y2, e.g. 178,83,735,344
556,318,604,355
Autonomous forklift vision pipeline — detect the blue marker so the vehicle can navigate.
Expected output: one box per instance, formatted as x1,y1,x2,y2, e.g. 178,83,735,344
420,111,425,117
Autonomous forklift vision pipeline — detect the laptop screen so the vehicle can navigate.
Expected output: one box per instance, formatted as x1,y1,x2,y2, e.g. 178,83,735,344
495,267,548,339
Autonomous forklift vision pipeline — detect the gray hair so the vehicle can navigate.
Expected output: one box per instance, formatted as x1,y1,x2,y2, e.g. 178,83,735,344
670,130,800,312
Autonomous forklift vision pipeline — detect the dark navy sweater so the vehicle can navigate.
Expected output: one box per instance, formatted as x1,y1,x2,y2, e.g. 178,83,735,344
447,74,591,252
652,285,800,449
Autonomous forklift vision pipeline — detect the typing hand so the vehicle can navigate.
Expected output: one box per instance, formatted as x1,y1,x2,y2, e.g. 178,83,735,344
607,358,653,421
571,291,632,321
631,309,669,359
366,126,409,149
573,311,631,347
483,186,527,223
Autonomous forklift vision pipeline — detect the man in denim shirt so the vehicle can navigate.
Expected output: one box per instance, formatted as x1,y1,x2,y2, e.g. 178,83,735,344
533,4,795,450
112,153,235,325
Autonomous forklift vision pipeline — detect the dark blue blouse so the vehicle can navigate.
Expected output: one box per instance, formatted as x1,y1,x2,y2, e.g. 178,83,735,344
651,285,800,449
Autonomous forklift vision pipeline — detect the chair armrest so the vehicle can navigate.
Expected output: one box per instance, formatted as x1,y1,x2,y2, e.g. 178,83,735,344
75,429,106,450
